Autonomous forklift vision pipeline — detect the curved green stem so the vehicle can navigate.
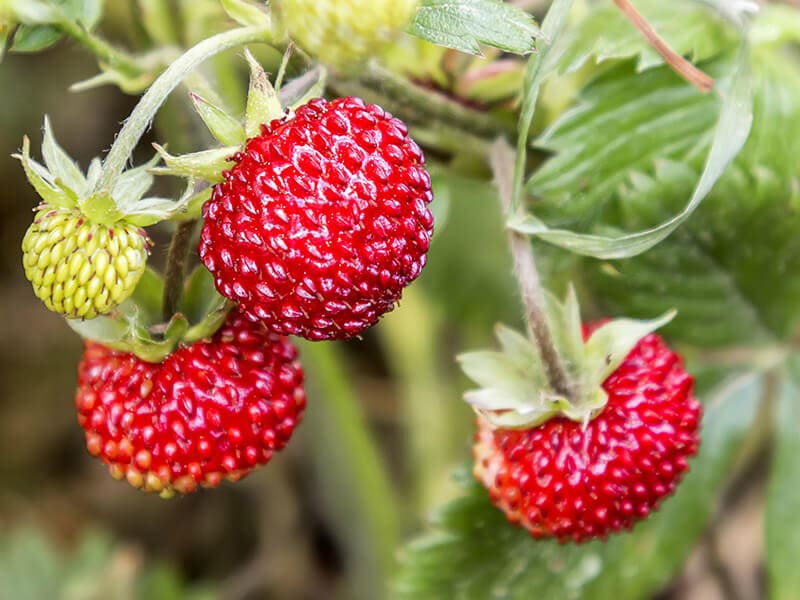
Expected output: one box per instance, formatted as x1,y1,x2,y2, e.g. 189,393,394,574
94,26,273,196
57,18,142,75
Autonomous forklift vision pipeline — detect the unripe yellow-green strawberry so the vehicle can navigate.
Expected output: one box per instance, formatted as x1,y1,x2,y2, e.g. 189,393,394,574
278,0,419,69
22,207,150,319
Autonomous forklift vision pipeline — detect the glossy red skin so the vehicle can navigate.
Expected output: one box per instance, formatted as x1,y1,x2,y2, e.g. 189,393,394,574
75,313,306,496
473,329,702,543
199,96,434,341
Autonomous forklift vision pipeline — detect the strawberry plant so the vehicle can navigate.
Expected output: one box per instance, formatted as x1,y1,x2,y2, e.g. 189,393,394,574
3,0,800,597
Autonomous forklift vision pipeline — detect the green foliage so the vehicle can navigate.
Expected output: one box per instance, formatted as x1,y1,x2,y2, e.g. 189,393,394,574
408,0,540,55
395,374,763,599
530,62,722,224
586,48,800,346
0,526,214,600
8,0,104,53
558,0,737,73
766,358,800,600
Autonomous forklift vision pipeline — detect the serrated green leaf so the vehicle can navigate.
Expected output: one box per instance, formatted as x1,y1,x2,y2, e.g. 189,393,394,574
395,373,763,600
766,357,800,600
190,92,245,147
408,0,540,56
10,24,62,52
514,44,753,259
585,47,800,347
558,0,737,74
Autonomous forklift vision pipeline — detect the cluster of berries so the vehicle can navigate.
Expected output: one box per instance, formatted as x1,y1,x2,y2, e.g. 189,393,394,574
18,2,702,544
23,96,435,498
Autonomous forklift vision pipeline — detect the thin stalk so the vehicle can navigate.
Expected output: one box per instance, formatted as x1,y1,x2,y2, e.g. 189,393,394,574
490,140,573,398
94,26,273,195
56,18,143,75
614,0,714,92
162,219,197,320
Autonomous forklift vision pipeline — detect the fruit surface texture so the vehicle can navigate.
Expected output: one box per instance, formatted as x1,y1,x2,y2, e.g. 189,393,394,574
76,312,306,496
279,0,420,68
199,96,434,341
473,330,702,543
22,207,149,319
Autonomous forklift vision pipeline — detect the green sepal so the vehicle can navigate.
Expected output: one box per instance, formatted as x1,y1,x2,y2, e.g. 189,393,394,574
13,136,73,209
42,116,87,194
18,118,193,228
190,92,246,147
459,286,676,429
66,268,177,363
244,49,283,138
78,192,125,225
66,266,233,362
582,310,677,384
221,0,271,28
150,143,236,183
119,178,202,226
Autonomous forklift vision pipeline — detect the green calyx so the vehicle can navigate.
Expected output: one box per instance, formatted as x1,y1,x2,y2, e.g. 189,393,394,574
68,266,233,363
457,287,675,429
15,117,194,227
150,50,326,185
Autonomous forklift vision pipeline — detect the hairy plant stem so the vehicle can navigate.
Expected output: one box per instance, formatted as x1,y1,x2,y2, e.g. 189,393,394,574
490,140,573,399
94,26,274,196
162,219,197,321
614,0,714,92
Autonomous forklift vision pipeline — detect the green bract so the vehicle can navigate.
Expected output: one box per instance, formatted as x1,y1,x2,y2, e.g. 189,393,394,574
458,288,675,428
151,51,326,186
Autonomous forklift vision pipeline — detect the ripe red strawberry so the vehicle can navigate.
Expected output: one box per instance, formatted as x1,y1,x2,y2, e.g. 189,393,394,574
472,328,701,543
198,96,434,341
75,312,306,497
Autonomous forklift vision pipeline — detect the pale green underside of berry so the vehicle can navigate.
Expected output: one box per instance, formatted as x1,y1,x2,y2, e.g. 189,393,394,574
280,0,420,68
22,207,149,320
